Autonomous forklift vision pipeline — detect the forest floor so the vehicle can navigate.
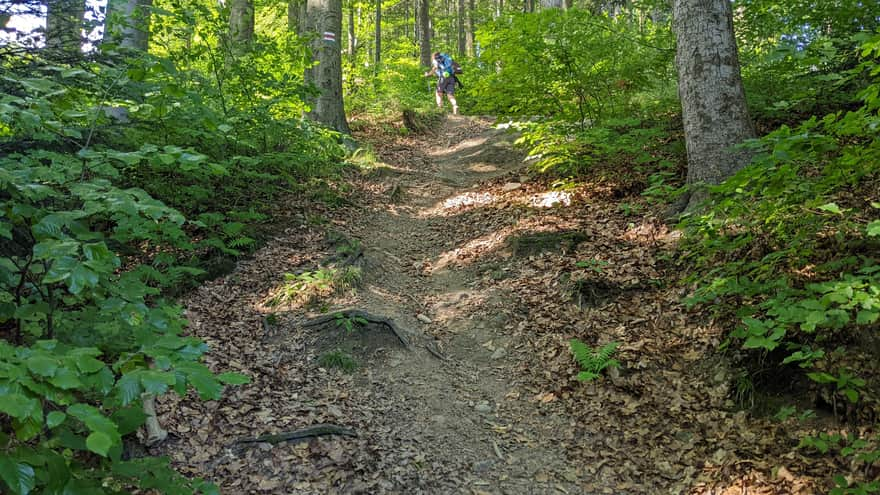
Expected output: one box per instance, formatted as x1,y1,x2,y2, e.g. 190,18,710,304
154,116,831,494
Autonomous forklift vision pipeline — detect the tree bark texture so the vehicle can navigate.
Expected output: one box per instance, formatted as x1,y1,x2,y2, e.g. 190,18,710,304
466,0,474,56
229,0,255,52
46,0,84,57
418,0,431,67
347,2,356,61
541,0,563,9
375,0,381,65
457,0,465,56
673,0,755,200
104,0,152,51
289,0,306,34
305,0,351,133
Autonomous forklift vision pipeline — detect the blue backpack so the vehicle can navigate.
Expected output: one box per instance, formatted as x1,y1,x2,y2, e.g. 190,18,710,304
436,53,455,78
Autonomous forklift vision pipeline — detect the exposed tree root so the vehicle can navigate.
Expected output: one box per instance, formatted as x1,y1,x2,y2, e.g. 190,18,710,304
233,424,357,447
301,309,411,349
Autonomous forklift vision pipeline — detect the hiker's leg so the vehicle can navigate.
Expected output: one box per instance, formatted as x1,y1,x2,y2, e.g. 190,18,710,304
447,94,458,115
435,91,443,108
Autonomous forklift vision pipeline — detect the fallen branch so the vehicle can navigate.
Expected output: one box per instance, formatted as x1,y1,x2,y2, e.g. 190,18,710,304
302,309,410,348
233,424,357,446
424,342,448,361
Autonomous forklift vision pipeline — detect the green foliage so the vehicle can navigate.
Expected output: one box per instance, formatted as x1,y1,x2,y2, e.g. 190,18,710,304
473,10,673,124
334,313,369,333
569,339,620,382
318,350,358,372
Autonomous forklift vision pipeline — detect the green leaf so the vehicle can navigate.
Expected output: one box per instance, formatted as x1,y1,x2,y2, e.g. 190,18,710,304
0,394,40,420
140,370,175,395
217,372,250,385
46,411,66,428
807,372,837,384
85,431,113,457
48,367,82,390
0,456,36,495
867,220,880,237
818,202,843,215
856,309,879,324
25,355,58,377
115,372,143,406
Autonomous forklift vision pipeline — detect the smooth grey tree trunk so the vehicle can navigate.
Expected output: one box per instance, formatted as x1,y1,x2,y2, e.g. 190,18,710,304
229,0,254,53
289,0,306,34
457,0,465,56
418,0,431,67
540,0,563,9
104,0,152,51
466,0,474,56
375,0,381,66
673,0,755,209
46,0,84,58
305,0,351,133
347,2,356,62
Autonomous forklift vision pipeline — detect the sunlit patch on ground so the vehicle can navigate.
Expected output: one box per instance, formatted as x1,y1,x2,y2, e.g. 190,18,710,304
439,191,497,210
469,162,499,173
528,190,573,208
429,136,489,157
430,226,517,272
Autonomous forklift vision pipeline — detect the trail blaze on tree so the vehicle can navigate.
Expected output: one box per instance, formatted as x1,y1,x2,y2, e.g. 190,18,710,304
305,0,351,133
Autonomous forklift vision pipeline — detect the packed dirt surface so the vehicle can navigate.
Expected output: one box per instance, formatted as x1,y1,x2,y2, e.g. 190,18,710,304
154,116,828,494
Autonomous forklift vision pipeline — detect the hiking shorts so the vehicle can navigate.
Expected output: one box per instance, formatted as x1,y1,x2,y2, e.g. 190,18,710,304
436,77,456,95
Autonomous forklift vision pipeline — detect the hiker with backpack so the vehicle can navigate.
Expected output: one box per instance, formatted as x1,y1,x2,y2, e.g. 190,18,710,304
424,52,462,115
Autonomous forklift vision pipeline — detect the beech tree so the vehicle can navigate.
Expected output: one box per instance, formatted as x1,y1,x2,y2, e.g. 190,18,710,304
45,0,84,58
672,0,756,209
305,0,351,133
229,0,255,53
418,0,430,66
104,0,152,51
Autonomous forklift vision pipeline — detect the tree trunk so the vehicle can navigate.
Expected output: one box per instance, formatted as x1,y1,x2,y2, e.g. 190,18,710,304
540,0,563,9
375,0,381,66
418,0,431,67
466,0,474,56
46,0,84,58
347,2,356,62
229,0,255,53
104,0,152,51
305,0,351,133
673,0,755,209
289,0,306,34
457,0,465,56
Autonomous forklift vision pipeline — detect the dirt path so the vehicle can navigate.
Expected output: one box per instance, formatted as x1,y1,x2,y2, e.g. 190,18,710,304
154,116,818,495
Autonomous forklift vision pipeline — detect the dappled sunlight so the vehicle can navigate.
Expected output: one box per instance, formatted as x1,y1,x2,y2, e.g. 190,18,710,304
440,191,497,210
468,162,499,173
429,136,489,158
527,190,573,208
430,227,516,272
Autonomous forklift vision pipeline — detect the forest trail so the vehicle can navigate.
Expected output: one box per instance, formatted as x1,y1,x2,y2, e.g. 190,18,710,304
153,116,795,494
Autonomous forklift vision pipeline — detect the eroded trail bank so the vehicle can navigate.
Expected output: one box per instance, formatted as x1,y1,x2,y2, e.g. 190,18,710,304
155,116,821,494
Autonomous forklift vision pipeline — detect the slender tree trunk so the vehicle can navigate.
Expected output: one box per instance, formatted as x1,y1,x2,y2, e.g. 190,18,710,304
289,0,306,33
404,0,410,39
229,0,255,53
419,0,431,66
375,0,381,66
347,2,356,62
305,0,350,133
541,0,563,9
673,0,755,209
495,0,502,18
457,0,465,56
466,0,474,56
46,0,84,58
104,0,152,51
